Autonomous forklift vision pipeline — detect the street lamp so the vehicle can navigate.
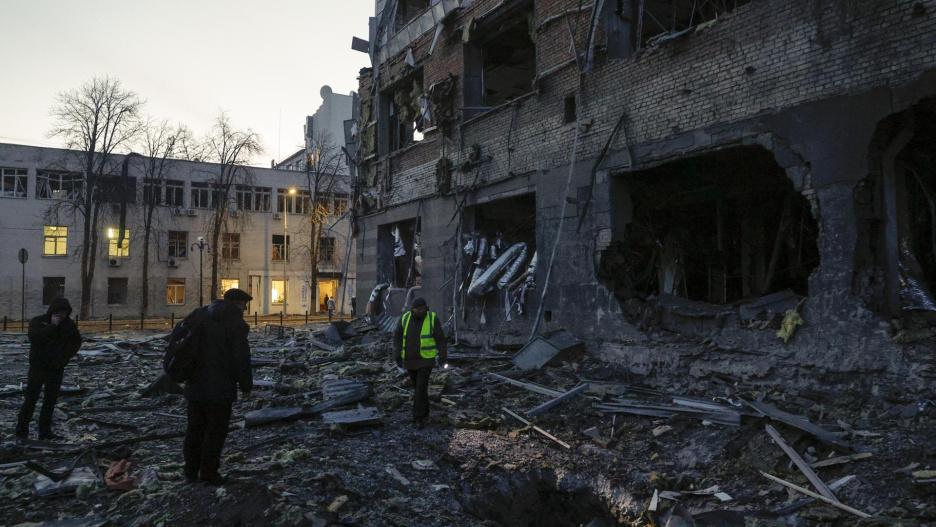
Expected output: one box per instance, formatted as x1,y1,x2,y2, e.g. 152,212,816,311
191,236,210,306
283,188,296,316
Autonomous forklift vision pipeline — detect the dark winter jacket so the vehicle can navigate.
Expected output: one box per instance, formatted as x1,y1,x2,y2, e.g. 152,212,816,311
184,299,252,403
27,298,82,369
392,311,447,370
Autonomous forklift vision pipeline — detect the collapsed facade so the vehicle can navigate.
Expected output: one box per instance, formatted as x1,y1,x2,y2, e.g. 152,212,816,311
352,0,936,384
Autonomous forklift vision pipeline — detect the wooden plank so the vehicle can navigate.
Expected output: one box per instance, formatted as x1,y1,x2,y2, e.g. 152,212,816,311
487,373,563,397
810,452,872,468
765,424,838,502
745,400,853,450
502,407,571,449
771,475,857,516
759,471,871,518
526,383,588,417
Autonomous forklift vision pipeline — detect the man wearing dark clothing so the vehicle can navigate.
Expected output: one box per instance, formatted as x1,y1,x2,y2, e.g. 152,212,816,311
16,298,82,441
183,288,253,485
392,297,447,429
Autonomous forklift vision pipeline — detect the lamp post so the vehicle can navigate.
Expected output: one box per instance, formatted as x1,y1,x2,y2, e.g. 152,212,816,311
283,188,297,316
191,236,210,306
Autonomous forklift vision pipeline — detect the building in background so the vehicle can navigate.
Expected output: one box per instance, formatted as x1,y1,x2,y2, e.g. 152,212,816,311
275,85,360,315
0,142,354,319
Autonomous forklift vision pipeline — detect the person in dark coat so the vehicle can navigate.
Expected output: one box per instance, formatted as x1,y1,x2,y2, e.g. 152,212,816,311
15,297,82,441
183,288,253,485
392,297,447,429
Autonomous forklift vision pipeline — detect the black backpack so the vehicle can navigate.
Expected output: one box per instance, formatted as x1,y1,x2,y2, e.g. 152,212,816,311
163,306,208,383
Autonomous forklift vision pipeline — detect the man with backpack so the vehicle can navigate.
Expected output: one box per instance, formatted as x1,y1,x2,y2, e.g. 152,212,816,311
15,297,82,441
183,288,253,486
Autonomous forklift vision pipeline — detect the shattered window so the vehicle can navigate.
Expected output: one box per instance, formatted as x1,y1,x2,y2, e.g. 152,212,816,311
463,2,536,119
42,277,65,306
319,237,336,263
394,0,430,32
0,168,27,198
37,171,83,200
380,71,427,154
107,278,128,305
378,218,421,287
168,231,187,259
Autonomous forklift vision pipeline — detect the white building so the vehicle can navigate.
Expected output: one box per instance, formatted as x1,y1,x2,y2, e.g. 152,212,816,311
0,142,355,320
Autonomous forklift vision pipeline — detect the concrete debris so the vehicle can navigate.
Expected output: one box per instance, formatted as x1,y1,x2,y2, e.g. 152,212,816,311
0,320,931,526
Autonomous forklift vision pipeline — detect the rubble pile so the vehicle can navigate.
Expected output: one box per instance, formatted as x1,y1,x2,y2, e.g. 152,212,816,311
0,324,933,526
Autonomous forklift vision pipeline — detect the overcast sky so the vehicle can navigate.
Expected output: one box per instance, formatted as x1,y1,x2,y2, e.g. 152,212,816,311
0,0,373,166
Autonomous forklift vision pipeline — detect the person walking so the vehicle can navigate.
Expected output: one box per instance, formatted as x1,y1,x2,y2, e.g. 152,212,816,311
392,297,446,429
15,297,82,441
327,296,336,322
183,288,253,485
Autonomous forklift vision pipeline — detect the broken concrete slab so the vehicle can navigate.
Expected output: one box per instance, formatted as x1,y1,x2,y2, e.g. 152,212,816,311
322,407,381,426
511,330,585,370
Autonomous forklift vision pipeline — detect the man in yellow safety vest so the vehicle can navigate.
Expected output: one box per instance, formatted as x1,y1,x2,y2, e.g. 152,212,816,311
393,297,447,429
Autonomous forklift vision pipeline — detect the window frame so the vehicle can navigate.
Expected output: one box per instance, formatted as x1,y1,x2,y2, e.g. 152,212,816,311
222,232,241,260
107,228,131,258
166,278,186,305
0,168,28,198
43,226,68,257
272,234,290,261
37,170,83,200
107,277,129,305
168,230,188,259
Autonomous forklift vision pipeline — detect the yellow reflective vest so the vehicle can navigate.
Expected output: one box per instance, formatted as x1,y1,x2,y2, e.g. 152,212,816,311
400,311,438,359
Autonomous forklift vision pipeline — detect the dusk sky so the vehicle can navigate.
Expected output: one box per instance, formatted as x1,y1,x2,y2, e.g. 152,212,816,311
0,0,373,165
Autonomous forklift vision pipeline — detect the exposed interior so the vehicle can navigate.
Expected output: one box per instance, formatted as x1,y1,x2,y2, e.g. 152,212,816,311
378,217,421,287
634,0,754,47
464,1,536,118
858,99,936,318
600,146,819,305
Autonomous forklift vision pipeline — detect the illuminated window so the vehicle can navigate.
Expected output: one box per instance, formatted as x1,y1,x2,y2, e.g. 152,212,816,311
271,279,287,304
221,279,240,293
43,226,68,256
108,228,130,257
166,278,185,305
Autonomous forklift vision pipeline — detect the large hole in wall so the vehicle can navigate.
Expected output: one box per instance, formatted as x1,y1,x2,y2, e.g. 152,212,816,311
451,193,537,329
377,218,421,288
600,146,819,305
858,99,936,319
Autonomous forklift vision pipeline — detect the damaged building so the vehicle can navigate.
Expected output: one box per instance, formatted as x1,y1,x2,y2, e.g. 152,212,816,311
352,0,936,385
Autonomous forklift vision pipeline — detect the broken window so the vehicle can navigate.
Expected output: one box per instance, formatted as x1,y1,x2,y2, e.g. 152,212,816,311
166,278,185,305
97,175,136,204
379,70,427,154
463,1,536,119
107,278,128,305
394,0,430,31
634,0,754,49
600,146,819,305
42,277,65,306
378,218,421,287
37,170,83,200
272,234,290,261
0,167,27,198
168,231,187,259
454,193,538,318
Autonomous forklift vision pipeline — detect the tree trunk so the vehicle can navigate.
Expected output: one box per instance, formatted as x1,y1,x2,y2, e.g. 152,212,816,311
141,205,155,316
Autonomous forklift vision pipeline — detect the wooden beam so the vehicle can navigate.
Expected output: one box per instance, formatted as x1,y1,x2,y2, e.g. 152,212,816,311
487,373,563,398
759,471,871,519
526,383,588,417
810,452,872,468
765,424,838,502
502,407,571,449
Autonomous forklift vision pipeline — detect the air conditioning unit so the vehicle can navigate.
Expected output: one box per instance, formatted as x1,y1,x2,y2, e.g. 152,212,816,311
108,258,121,267
168,258,179,268
173,206,184,215
187,209,197,217
273,212,283,220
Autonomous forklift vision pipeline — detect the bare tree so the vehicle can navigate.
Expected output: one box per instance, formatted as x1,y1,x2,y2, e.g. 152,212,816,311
298,130,348,305
46,77,144,319
135,119,197,315
200,112,263,301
